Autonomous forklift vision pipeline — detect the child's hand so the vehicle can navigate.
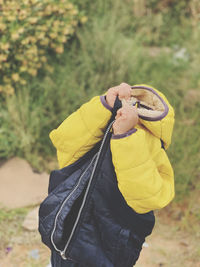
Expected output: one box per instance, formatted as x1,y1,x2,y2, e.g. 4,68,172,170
113,104,139,135
106,82,132,108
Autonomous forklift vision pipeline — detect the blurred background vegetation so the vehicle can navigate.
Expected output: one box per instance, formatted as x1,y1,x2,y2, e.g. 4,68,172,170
0,0,200,230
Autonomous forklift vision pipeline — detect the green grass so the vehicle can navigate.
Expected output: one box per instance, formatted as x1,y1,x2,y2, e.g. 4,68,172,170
0,207,29,222
0,207,29,250
0,206,50,267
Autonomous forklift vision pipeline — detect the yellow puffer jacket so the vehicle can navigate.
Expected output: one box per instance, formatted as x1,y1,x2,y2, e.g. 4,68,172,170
49,84,175,214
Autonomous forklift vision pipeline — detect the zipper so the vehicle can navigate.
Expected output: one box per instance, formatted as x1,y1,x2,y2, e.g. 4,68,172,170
132,100,153,110
138,102,153,110
50,152,98,255
61,121,114,259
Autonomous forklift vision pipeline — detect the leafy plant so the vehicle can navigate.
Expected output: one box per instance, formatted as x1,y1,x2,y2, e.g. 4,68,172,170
0,0,87,95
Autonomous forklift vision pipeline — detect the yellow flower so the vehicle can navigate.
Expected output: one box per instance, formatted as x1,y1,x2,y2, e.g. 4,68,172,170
0,85,3,92
52,5,59,12
19,66,27,72
45,64,54,73
65,3,74,9
28,17,38,24
19,79,27,85
5,85,15,95
18,10,28,20
44,5,53,16
18,15,26,21
28,46,37,54
11,32,20,40
60,36,67,43
41,56,47,63
80,16,88,24
30,0,39,4
40,39,49,46
7,16,16,22
37,32,45,39
0,54,7,62
29,37,37,44
28,68,37,76
21,38,30,45
15,54,23,60
71,20,78,26
70,9,78,15
18,27,25,34
1,43,10,50
58,9,64,15
12,73,20,82
39,25,48,32
53,20,60,27
33,56,39,62
55,45,64,54
0,23,6,31
37,11,43,17
63,27,71,35
49,32,58,39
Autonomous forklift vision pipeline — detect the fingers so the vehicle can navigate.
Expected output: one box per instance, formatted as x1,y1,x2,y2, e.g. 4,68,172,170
115,107,128,120
118,83,132,100
115,109,122,120
115,105,138,120
106,82,132,108
109,82,132,100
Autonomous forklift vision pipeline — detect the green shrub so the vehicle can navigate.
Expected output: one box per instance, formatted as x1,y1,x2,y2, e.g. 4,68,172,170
0,0,87,95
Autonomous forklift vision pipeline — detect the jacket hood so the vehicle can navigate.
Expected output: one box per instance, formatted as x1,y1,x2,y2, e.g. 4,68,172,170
122,84,175,149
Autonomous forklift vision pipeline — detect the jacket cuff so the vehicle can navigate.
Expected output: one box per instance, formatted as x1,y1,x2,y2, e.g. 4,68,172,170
112,128,137,139
100,95,112,112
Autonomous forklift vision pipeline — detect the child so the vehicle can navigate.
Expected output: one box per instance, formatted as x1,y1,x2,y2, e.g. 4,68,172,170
49,82,175,266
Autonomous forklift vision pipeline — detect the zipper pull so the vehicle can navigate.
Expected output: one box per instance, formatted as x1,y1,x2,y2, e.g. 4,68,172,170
60,251,67,260
61,252,75,262
132,100,140,108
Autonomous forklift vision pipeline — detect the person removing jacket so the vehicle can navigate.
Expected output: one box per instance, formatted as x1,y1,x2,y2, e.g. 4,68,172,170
47,82,175,267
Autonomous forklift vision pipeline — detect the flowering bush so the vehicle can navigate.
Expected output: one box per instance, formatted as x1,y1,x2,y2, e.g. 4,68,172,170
0,0,87,95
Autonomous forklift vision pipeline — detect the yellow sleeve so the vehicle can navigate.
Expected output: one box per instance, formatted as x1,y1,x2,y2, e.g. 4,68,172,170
110,128,175,214
49,96,111,168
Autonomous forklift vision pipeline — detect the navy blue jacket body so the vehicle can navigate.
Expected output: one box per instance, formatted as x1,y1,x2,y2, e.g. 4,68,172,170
39,98,155,267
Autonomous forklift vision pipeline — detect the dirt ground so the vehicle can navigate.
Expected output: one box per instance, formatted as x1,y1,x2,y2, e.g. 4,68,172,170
136,216,200,267
0,213,199,267
0,158,199,267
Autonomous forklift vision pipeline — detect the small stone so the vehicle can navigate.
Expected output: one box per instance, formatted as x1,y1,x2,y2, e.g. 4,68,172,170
143,242,149,248
22,206,39,231
46,262,52,267
29,249,40,260
0,157,49,208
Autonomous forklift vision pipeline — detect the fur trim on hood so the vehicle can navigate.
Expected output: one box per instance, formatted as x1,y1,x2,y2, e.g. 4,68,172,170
122,85,175,149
